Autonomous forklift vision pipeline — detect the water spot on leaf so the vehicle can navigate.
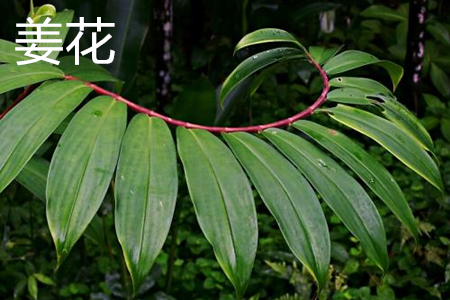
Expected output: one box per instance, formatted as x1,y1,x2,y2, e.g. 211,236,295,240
317,159,327,168
93,110,102,117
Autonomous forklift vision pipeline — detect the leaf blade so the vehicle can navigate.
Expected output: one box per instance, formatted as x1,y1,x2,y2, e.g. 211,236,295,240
177,128,258,297
263,129,388,271
293,120,418,237
46,96,127,265
0,63,64,94
223,132,330,288
324,105,443,191
234,28,305,53
0,81,92,193
115,115,178,292
220,47,305,104
323,50,403,90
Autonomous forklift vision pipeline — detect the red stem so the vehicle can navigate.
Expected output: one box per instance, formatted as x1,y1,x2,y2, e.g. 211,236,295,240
2,54,329,132
0,85,36,120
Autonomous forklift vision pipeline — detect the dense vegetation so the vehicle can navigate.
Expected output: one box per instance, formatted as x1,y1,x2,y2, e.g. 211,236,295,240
0,0,449,299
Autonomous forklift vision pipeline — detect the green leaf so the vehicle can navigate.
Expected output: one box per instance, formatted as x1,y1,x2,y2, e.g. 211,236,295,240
326,88,374,105
234,28,305,54
263,129,388,271
220,47,305,104
47,96,127,265
0,81,91,193
308,46,342,65
0,39,28,63
361,5,406,22
115,115,178,292
58,56,119,83
16,157,49,201
377,97,435,152
101,0,151,92
223,132,330,288
33,273,55,286
27,276,38,300
0,63,64,94
430,63,450,98
324,105,443,191
38,10,74,60
329,77,393,96
178,128,258,297
323,51,403,90
293,120,418,237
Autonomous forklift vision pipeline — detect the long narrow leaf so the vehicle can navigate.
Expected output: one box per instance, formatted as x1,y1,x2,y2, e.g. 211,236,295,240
324,50,403,90
115,115,178,292
329,77,393,96
223,132,330,288
263,129,388,271
177,128,258,298
234,28,305,54
220,48,305,104
0,64,64,94
324,105,443,191
46,96,126,265
293,120,418,237
0,81,92,193
0,39,28,63
377,97,435,152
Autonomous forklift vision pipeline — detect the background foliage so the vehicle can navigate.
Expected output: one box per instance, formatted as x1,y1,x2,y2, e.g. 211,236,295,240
0,0,449,299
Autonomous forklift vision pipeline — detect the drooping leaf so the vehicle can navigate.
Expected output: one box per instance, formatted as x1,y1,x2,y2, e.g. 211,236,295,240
234,28,305,54
220,47,305,104
361,5,406,22
0,81,91,193
0,39,28,63
58,56,119,83
329,77,393,96
38,10,74,60
263,129,388,271
46,96,127,265
178,128,258,297
323,51,403,90
115,115,178,292
377,97,435,152
223,132,330,288
0,63,63,94
324,105,443,191
16,157,49,201
293,120,418,237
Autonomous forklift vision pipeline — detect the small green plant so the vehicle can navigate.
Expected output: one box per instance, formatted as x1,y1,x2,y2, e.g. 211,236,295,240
0,5,443,299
